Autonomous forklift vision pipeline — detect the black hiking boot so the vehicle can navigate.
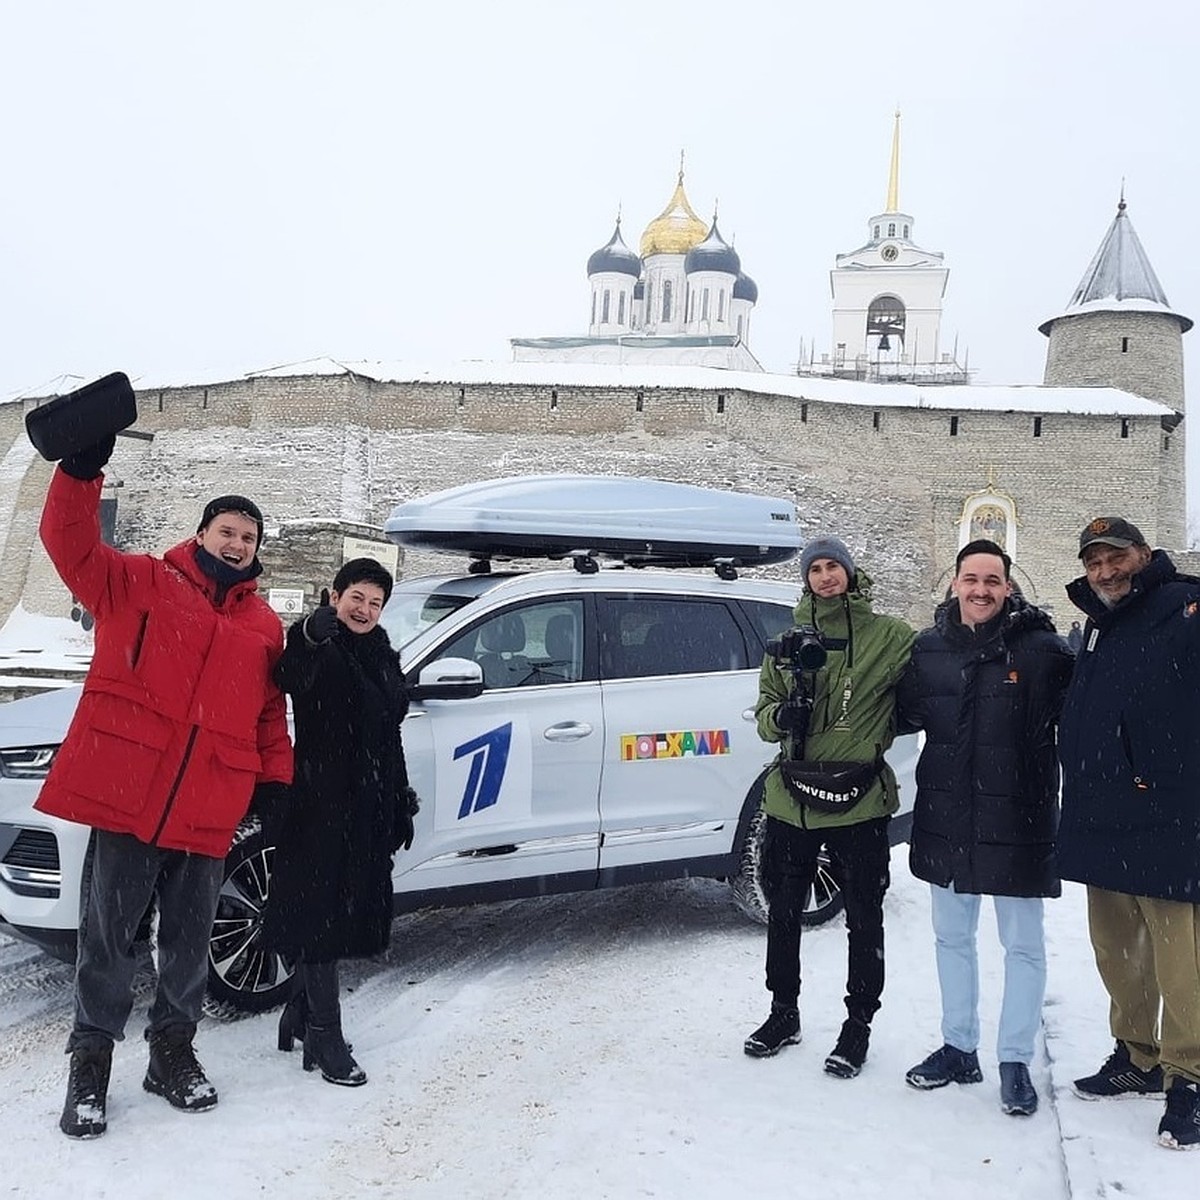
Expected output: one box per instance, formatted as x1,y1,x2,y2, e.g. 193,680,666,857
824,1017,871,1079
60,1039,113,1139
303,1023,367,1086
905,1044,983,1089
143,1025,218,1112
1158,1078,1200,1150
999,1062,1039,1115
1073,1041,1164,1100
743,1003,801,1058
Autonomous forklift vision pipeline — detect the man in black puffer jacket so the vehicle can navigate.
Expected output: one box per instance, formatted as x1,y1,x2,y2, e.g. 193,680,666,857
897,540,1073,1117
1059,517,1200,1152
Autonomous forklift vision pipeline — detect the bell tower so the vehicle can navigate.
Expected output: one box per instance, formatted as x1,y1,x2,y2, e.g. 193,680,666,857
801,113,965,383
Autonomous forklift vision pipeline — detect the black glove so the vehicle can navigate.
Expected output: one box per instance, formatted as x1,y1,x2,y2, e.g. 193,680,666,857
775,697,810,735
248,781,290,842
60,434,116,481
304,604,340,644
393,786,420,852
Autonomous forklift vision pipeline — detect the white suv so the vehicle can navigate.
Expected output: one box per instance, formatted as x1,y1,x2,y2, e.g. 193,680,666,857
0,562,916,1012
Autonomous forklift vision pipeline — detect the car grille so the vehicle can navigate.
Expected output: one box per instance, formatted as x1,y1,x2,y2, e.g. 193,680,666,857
0,829,62,898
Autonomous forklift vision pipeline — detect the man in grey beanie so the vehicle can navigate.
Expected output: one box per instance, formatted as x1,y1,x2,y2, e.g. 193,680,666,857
748,534,914,1079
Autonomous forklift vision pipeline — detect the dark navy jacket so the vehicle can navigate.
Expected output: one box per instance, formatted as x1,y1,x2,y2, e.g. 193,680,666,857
897,596,1073,897
1059,551,1200,902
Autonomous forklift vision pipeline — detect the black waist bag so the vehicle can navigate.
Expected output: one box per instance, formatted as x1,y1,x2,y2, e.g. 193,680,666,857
779,758,882,815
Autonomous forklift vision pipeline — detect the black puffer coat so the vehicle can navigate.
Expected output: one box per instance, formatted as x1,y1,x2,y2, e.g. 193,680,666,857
1059,551,1200,901
263,618,410,962
896,595,1073,897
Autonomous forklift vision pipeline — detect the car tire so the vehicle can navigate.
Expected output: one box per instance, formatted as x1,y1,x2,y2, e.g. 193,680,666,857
730,806,846,928
203,817,295,1018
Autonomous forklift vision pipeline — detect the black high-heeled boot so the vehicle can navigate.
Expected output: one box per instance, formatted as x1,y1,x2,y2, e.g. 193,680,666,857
301,959,366,1086
277,984,308,1052
303,1023,367,1086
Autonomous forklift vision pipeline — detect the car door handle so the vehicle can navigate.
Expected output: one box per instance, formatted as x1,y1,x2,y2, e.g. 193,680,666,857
543,721,594,742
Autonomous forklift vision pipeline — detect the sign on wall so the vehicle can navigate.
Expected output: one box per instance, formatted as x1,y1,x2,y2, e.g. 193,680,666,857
341,537,399,575
268,587,306,616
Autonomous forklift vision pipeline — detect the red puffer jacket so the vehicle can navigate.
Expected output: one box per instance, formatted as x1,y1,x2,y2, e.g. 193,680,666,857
34,470,293,857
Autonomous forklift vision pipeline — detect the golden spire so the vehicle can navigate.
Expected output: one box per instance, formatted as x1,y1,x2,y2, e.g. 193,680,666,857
886,109,901,212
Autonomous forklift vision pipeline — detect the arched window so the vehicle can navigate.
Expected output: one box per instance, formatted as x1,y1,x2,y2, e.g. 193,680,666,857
888,222,896,237
866,294,906,348
591,291,596,325
645,281,654,322
873,224,880,239
662,279,673,322
702,288,710,320
718,291,725,321
737,314,743,338
618,292,626,324
903,224,910,238
602,290,610,323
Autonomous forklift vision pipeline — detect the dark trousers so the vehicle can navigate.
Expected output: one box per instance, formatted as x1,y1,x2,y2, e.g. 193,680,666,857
69,829,224,1049
761,814,891,1023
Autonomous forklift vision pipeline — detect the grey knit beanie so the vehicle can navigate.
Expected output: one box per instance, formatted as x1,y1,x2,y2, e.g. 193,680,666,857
800,536,856,586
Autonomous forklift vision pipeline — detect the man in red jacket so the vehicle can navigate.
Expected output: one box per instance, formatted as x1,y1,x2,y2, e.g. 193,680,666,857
35,432,293,1139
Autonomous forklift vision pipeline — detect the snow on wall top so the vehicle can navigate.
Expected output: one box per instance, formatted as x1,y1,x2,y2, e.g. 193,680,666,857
6,356,1175,418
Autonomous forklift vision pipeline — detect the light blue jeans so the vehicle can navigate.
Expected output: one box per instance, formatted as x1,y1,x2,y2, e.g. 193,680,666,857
930,883,1046,1065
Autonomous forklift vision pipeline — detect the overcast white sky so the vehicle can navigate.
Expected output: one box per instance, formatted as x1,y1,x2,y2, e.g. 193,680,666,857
2,1,1197,513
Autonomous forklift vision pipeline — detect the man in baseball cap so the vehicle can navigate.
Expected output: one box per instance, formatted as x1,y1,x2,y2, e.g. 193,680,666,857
1077,516,1147,558
1058,514,1200,1149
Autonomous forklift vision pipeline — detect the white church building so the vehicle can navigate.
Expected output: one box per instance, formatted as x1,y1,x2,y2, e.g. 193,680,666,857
511,160,762,371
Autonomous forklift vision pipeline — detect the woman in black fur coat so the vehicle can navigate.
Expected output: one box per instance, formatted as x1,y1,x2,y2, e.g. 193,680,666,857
263,558,417,1086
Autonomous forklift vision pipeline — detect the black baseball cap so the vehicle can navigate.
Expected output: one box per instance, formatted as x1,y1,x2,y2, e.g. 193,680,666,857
1078,516,1146,558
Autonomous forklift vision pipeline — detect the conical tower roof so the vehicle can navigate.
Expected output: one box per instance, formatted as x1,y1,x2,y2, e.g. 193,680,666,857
640,170,708,258
1039,198,1192,334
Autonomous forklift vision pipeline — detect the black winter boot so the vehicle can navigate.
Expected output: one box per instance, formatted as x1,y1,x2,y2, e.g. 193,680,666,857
744,1002,801,1058
824,1017,871,1079
302,958,366,1086
303,1023,367,1087
143,1024,218,1112
60,1038,113,1138
277,983,308,1052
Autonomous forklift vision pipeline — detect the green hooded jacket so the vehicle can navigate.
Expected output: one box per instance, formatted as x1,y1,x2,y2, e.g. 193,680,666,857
755,570,915,829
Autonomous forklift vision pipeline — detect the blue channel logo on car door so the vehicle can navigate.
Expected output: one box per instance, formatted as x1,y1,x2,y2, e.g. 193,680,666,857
453,722,513,819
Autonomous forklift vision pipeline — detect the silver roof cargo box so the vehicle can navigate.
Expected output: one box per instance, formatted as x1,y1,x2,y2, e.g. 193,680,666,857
384,475,802,578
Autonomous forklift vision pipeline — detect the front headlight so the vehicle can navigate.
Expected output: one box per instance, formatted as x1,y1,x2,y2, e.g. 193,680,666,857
0,746,59,779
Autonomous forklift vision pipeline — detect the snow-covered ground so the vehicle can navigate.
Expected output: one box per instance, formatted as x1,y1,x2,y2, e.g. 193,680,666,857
0,861,1191,1199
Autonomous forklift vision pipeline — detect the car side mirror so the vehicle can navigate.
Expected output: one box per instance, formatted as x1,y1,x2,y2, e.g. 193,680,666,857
409,657,485,701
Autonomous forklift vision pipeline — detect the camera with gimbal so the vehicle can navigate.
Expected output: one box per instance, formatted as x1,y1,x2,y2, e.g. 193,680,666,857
765,624,829,672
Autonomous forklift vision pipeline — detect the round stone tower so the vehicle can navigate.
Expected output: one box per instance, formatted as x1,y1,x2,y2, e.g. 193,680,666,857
1039,197,1192,547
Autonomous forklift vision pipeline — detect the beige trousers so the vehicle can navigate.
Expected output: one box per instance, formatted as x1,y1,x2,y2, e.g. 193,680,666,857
1086,885,1200,1085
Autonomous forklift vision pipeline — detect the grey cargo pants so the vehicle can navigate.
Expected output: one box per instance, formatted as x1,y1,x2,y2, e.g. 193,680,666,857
68,829,225,1050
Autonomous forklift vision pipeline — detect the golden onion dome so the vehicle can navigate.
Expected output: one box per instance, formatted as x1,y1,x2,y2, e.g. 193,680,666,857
639,173,708,258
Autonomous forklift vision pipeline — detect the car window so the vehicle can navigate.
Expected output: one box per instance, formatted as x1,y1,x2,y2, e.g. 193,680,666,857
740,599,797,658
435,599,585,689
598,597,749,680
381,591,473,649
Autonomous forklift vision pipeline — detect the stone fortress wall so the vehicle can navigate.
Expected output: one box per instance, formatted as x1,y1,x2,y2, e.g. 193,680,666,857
2,367,1192,638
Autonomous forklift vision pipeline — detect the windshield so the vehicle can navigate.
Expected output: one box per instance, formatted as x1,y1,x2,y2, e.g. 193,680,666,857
378,588,472,649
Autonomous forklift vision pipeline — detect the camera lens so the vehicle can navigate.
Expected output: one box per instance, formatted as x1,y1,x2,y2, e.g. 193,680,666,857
797,640,827,670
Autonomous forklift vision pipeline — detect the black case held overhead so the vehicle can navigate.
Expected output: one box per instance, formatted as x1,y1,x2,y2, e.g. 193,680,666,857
25,371,138,462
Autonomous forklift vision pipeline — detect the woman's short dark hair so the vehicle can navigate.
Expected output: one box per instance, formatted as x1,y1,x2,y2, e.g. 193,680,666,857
955,539,1012,579
332,557,394,604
